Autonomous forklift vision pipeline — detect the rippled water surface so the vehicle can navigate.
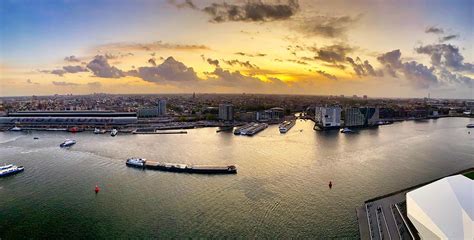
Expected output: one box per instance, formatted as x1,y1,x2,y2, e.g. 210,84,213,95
1,118,473,238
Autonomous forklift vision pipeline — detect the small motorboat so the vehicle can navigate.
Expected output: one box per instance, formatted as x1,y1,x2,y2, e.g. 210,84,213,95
94,128,107,134
10,126,22,131
111,129,118,137
340,127,354,133
60,139,76,148
0,165,24,177
467,123,474,128
33,137,39,140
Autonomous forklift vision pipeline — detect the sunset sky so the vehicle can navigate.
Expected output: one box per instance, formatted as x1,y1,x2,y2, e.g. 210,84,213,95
0,0,473,98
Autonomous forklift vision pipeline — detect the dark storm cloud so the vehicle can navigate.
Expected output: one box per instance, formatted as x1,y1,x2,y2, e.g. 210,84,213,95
345,57,382,77
438,68,473,86
207,58,220,67
50,69,67,76
201,0,299,23
47,65,88,76
425,26,444,34
415,44,474,73
315,70,337,80
377,49,438,89
129,57,200,83
222,59,259,69
64,55,80,62
439,34,459,42
313,44,354,63
62,65,88,74
400,61,438,89
377,49,402,77
86,55,125,78
295,15,360,38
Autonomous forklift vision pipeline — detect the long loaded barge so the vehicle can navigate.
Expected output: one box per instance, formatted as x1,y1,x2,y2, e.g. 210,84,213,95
126,158,237,174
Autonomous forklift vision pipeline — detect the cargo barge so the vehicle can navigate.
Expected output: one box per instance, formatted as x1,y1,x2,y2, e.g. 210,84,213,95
126,158,237,174
233,122,268,136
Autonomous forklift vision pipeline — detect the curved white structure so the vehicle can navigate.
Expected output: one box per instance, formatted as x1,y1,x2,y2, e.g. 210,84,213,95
407,175,473,239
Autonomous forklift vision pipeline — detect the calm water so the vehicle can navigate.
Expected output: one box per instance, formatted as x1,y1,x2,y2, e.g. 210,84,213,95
0,118,473,239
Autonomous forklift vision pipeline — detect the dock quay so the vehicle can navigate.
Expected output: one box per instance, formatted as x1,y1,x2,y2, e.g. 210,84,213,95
126,158,237,174
356,167,474,240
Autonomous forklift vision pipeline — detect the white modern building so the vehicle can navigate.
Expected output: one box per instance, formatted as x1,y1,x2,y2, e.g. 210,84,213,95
406,175,473,239
218,103,234,121
315,106,341,128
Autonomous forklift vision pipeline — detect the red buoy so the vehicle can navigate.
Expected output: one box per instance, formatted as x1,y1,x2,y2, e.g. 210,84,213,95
329,181,333,189
95,185,100,194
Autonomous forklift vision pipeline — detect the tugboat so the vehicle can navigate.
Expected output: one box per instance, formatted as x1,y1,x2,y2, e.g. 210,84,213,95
60,139,76,148
0,165,24,177
111,129,118,137
126,158,146,168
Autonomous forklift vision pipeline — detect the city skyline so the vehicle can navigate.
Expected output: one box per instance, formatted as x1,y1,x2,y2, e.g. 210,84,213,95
1,0,473,98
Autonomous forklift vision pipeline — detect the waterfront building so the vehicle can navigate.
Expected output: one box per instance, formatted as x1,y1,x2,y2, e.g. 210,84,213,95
406,175,473,239
237,112,257,122
315,106,341,128
218,104,234,121
158,99,167,116
466,100,474,113
256,107,284,122
137,99,167,118
344,107,379,127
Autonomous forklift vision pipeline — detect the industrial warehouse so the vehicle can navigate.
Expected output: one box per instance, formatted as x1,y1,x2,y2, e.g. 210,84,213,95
0,111,138,129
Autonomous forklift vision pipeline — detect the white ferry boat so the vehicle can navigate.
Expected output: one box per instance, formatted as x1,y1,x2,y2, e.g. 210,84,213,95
0,164,14,170
279,120,296,133
0,165,24,177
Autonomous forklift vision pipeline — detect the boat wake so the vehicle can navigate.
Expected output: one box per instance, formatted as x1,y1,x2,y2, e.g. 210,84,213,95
0,136,22,144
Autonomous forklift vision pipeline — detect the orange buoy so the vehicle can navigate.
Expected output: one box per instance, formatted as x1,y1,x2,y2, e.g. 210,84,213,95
329,181,333,189
95,185,100,194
